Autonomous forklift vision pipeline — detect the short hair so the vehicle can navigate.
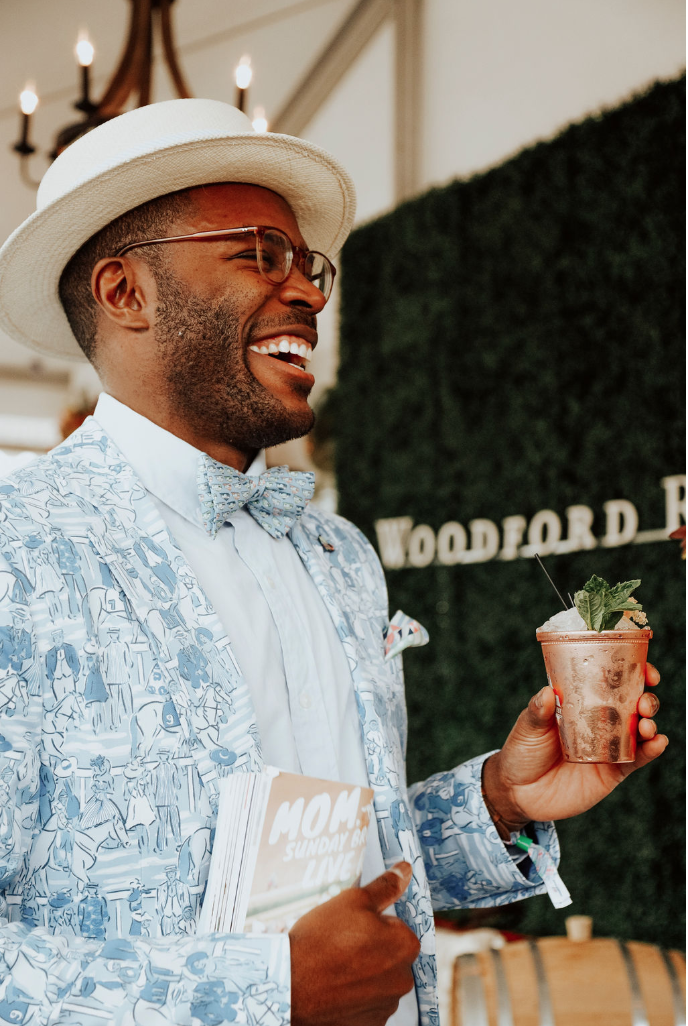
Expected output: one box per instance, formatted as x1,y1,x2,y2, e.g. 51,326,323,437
58,189,195,364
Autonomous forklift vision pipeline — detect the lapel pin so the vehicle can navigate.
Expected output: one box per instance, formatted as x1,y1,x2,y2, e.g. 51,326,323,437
318,534,335,552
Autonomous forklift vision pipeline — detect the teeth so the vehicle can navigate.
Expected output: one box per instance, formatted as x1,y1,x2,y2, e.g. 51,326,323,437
250,337,314,364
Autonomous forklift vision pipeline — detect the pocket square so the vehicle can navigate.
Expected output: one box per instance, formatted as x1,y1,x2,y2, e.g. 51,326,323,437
384,609,430,660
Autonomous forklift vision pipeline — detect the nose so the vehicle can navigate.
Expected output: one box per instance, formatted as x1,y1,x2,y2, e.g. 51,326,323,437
277,264,327,314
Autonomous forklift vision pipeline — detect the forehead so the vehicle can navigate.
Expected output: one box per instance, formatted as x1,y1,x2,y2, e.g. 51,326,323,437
182,183,306,247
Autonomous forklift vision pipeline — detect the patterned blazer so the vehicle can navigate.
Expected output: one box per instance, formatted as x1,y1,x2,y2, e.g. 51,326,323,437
0,421,557,1026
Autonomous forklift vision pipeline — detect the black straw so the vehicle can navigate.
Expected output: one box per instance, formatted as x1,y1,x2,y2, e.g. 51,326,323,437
534,553,568,610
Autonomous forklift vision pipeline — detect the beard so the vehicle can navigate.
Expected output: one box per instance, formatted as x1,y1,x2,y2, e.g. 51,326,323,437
153,271,315,451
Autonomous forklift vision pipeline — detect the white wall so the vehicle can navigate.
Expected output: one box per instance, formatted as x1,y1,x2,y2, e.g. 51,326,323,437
304,21,396,225
421,0,686,188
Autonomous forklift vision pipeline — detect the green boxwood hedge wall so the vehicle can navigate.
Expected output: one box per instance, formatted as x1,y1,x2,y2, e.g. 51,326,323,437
333,76,685,947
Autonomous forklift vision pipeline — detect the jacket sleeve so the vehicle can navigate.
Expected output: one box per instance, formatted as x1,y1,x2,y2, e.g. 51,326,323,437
0,556,292,1026
408,753,559,910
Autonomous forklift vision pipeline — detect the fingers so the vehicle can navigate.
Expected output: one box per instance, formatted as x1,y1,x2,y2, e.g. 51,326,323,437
645,662,660,686
638,690,661,742
385,916,422,963
362,863,412,913
637,717,658,740
638,692,660,718
619,733,669,777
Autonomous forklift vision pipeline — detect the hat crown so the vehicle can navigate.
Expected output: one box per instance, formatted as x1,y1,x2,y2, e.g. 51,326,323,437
37,99,256,212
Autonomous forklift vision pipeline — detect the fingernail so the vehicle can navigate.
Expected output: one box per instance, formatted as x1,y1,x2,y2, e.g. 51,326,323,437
391,862,412,883
535,688,546,709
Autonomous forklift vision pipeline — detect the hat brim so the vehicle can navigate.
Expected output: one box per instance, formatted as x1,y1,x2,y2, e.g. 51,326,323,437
0,132,355,361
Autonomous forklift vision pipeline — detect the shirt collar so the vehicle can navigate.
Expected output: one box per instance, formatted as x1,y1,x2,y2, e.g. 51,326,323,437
93,393,267,529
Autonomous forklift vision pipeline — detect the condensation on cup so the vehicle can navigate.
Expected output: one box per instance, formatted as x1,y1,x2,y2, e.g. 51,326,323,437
536,629,652,763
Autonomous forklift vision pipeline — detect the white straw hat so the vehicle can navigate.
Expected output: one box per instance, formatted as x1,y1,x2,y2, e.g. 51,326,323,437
0,98,356,361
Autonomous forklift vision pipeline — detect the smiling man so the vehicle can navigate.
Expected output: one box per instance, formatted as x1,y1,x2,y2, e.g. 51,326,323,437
70,183,324,464
0,100,666,1026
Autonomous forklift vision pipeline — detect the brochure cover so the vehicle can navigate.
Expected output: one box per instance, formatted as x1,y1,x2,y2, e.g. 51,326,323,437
200,767,375,935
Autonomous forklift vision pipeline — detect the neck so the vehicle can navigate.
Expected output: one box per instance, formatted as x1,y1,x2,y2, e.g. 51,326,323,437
104,387,256,473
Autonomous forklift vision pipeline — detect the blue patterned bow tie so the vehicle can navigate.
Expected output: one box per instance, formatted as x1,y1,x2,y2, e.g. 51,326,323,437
197,455,315,540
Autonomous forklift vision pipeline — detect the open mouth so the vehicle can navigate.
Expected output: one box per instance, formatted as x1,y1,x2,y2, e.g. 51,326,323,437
248,335,313,372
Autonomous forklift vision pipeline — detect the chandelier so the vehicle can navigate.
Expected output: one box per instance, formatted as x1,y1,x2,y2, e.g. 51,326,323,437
13,0,263,189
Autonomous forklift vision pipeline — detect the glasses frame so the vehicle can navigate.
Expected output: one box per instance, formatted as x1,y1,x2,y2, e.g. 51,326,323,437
114,225,336,301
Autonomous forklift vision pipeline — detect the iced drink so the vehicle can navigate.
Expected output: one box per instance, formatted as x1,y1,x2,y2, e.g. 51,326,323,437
536,622,652,763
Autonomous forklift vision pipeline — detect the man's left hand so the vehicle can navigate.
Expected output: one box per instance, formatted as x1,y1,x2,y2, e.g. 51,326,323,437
482,663,668,831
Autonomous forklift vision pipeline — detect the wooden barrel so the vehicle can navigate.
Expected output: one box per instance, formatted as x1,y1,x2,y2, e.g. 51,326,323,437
451,937,686,1026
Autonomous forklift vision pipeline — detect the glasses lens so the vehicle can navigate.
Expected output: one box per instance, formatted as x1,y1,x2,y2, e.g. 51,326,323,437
257,229,291,283
304,251,333,301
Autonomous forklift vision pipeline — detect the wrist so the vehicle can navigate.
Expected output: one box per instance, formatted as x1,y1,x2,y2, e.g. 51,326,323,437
481,754,529,842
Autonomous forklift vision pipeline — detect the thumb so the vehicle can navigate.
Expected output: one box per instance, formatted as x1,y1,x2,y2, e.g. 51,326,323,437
362,862,412,913
505,686,558,752
520,686,557,735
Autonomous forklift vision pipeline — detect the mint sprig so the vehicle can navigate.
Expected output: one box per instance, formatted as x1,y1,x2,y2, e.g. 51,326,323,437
574,575,643,632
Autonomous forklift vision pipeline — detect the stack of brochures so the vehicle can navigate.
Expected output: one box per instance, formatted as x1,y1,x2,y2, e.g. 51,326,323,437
200,766,374,935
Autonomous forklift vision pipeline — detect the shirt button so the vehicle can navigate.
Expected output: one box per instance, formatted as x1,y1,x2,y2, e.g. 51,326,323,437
265,576,276,589
299,692,312,710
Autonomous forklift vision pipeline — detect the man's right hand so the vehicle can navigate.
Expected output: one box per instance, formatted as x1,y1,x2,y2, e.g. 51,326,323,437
289,861,420,1026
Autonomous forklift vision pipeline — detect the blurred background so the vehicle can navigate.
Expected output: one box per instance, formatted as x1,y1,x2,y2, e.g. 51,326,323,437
0,0,685,1008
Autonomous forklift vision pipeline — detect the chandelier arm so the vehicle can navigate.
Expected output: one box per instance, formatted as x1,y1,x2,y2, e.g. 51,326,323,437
159,0,192,99
138,0,154,108
97,0,153,117
19,157,41,192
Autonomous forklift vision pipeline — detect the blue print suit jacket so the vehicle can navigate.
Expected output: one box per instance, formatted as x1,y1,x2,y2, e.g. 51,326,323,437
0,421,558,1026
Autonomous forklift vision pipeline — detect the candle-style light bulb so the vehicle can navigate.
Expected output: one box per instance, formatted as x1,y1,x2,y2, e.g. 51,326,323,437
75,30,95,68
235,55,252,90
15,82,38,157
74,29,96,114
252,107,268,134
19,84,39,116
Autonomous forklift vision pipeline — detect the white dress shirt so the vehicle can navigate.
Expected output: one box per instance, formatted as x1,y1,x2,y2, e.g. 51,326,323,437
94,393,419,1026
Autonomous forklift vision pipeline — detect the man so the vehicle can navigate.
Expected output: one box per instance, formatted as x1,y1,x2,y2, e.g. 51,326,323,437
0,100,665,1026
44,628,80,705
101,625,134,729
157,865,193,938
152,747,182,853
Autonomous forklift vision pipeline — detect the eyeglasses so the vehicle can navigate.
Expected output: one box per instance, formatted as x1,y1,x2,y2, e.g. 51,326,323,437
115,225,336,302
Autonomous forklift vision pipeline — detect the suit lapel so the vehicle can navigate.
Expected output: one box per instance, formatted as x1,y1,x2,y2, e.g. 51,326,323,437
49,421,263,793
289,518,409,852
290,517,438,1018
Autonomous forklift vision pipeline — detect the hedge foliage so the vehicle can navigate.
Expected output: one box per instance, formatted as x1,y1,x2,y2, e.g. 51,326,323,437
333,76,685,947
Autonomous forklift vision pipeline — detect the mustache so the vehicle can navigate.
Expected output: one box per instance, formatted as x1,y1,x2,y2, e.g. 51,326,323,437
246,313,317,344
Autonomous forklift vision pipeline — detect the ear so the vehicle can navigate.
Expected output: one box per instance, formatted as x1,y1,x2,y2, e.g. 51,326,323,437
91,257,152,332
